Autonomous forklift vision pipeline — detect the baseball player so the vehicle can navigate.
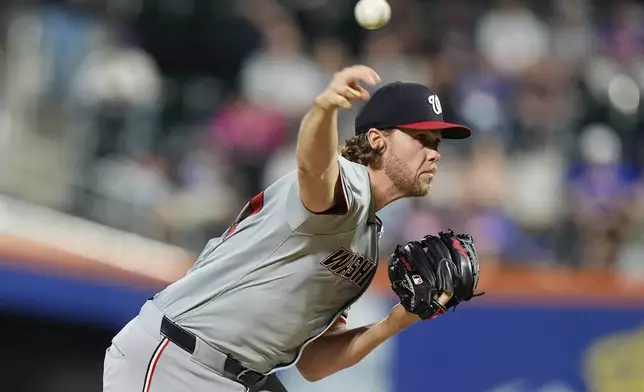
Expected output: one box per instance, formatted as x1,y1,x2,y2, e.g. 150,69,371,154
102,66,480,392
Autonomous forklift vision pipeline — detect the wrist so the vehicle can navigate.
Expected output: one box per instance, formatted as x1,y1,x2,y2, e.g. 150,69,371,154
384,304,420,334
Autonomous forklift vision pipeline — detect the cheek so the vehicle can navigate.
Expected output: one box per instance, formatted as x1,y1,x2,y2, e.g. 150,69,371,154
394,142,425,170
409,145,426,168
395,139,422,156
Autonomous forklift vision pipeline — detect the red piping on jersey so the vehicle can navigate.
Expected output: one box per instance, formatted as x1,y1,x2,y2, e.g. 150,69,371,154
225,192,265,238
225,224,238,238
248,192,264,216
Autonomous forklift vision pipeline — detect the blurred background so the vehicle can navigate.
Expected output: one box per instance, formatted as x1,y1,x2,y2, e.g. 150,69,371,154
0,0,643,391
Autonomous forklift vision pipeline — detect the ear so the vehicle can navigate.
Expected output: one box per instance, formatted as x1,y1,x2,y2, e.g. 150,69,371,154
366,128,388,151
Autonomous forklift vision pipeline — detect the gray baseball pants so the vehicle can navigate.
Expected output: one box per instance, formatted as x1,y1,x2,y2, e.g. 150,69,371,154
103,301,287,392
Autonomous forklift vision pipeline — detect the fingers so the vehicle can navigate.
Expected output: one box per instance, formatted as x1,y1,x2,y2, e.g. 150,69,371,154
436,292,453,306
333,95,353,110
317,65,381,110
428,292,451,319
338,65,381,85
324,83,365,110
333,84,362,99
333,66,381,95
355,84,370,100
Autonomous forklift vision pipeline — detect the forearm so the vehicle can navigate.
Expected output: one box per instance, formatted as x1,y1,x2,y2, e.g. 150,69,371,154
297,314,410,382
296,103,339,178
296,65,378,177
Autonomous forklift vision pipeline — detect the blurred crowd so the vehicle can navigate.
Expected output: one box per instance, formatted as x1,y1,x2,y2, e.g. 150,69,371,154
0,0,643,276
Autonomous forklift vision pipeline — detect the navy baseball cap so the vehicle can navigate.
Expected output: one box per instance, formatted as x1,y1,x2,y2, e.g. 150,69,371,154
355,82,472,139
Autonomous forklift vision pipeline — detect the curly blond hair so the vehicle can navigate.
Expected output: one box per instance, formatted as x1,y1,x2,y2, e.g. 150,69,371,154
339,130,392,169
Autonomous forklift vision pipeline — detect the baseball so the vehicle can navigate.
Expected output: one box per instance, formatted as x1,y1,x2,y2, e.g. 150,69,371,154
354,0,391,30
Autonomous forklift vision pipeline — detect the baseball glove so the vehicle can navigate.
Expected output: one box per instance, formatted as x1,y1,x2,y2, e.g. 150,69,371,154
388,230,484,320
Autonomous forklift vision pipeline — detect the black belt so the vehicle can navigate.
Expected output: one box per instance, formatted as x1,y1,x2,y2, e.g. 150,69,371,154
160,316,265,389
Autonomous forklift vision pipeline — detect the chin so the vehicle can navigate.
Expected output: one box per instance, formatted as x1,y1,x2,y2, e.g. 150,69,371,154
411,182,431,197
421,181,432,195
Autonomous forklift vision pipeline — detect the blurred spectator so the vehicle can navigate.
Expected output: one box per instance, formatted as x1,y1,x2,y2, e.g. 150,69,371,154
456,58,513,147
158,143,241,251
475,0,550,78
563,123,637,268
38,2,95,103
86,154,172,239
615,177,644,280
551,0,595,69
506,143,567,232
70,23,161,158
602,1,644,65
210,93,290,198
262,140,297,189
63,22,162,220
311,38,356,141
239,19,324,119
360,31,428,86
460,140,524,264
312,38,350,79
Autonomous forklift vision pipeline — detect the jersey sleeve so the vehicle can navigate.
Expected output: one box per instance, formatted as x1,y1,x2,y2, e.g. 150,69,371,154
286,156,373,234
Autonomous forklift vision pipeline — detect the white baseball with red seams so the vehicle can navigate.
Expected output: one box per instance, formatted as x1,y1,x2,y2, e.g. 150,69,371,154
354,0,391,30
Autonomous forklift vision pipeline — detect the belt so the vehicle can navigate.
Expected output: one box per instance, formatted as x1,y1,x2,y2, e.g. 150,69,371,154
160,316,265,389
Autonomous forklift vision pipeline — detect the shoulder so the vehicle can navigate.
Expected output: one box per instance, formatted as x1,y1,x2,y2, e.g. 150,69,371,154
333,156,373,217
282,156,374,233
338,155,369,176
337,156,372,193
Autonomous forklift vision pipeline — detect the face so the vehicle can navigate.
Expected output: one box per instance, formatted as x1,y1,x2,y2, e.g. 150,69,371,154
373,128,442,197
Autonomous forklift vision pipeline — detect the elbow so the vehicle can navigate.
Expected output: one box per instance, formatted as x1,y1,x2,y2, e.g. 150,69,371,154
299,360,356,382
296,162,316,178
297,361,324,382
296,159,329,180
300,369,325,383
296,146,338,180
297,359,333,383
297,356,354,382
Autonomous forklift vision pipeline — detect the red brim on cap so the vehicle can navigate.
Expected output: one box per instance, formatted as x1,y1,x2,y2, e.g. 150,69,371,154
397,121,472,139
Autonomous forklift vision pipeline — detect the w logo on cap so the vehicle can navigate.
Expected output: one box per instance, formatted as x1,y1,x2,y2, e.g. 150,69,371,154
427,94,442,115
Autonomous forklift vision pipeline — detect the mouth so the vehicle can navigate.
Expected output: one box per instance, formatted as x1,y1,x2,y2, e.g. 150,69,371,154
420,171,435,180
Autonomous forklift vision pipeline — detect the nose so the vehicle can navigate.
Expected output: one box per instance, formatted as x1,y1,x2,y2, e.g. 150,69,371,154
426,147,441,163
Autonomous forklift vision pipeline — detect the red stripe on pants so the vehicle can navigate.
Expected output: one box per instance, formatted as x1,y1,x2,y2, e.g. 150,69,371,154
143,338,169,392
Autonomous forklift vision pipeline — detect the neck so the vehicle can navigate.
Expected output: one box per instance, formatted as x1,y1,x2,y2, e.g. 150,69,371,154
367,166,406,211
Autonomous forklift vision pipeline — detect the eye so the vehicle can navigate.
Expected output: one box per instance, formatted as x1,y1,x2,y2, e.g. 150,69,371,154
415,134,441,149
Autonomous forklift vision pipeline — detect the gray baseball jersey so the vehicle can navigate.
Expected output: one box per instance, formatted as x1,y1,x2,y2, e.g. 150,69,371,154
152,156,383,374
